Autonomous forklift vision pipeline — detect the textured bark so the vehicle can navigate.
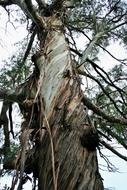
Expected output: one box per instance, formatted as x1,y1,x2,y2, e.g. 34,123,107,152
0,1,126,189
31,16,104,190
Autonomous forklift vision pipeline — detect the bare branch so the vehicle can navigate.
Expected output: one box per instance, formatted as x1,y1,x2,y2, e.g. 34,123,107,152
98,123,127,150
71,20,127,68
79,31,105,66
86,58,127,105
98,44,127,65
81,95,127,125
100,139,127,162
109,13,127,24
104,0,121,18
97,130,111,141
0,0,46,28
79,70,126,117
110,21,127,31
68,25,127,66
22,29,36,63
70,47,82,57
87,59,125,93
98,147,118,172
24,0,46,28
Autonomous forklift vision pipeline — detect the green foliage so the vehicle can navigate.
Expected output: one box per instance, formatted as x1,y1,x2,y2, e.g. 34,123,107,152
87,63,127,147
0,38,35,90
4,143,19,163
67,0,127,48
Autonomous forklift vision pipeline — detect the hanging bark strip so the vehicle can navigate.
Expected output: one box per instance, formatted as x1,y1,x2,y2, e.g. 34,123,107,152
32,16,104,190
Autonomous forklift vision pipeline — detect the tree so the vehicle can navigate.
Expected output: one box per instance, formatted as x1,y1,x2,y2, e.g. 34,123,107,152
0,0,127,189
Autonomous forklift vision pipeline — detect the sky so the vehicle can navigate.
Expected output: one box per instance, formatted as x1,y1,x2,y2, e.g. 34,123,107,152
0,3,127,190
99,147,127,190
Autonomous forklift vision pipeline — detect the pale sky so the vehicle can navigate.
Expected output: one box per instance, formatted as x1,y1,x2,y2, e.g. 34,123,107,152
0,4,127,190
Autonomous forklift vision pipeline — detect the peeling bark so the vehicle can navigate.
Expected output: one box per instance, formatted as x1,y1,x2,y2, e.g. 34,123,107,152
0,10,104,190
29,16,104,190
0,15,104,189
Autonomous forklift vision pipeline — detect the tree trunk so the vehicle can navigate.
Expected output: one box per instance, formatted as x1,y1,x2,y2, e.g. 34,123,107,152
23,16,104,190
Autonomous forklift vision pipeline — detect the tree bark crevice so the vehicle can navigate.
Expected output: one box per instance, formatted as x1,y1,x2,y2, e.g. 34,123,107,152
29,16,104,190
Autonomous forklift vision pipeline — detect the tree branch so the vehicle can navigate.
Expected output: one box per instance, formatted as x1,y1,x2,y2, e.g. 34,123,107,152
110,21,127,32
0,0,14,7
0,0,46,28
98,123,127,150
104,0,121,18
79,70,125,117
86,58,127,105
79,31,105,66
100,139,127,162
97,44,127,65
97,130,111,141
0,77,32,104
68,25,127,66
81,95,127,125
24,0,46,28
22,29,36,63
0,89,19,103
87,59,125,93
0,101,10,155
36,0,46,9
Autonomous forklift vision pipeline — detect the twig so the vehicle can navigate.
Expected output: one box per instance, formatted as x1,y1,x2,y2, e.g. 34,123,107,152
98,123,127,150
97,130,111,141
81,95,127,125
104,0,121,18
100,139,127,162
98,147,118,172
86,58,127,105
80,70,126,118
68,25,127,66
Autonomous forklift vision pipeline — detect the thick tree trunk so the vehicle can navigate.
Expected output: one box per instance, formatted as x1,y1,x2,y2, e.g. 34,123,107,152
24,16,104,190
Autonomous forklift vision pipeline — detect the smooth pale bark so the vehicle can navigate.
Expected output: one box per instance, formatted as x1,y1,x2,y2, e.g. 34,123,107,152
32,16,104,190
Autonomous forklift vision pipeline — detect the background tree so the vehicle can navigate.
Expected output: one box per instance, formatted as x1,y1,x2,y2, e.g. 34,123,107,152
0,0,127,189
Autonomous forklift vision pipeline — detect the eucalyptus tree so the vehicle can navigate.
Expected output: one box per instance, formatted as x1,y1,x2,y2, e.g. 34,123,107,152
0,0,127,190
